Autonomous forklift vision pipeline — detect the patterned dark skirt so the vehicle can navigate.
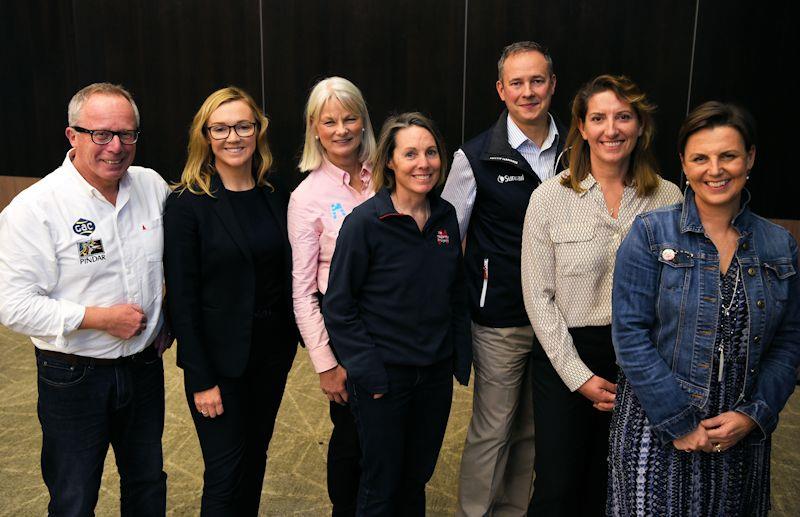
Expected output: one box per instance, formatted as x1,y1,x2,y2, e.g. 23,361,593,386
607,260,771,517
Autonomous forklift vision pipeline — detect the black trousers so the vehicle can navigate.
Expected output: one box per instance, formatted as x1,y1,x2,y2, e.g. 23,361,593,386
328,401,361,516
322,291,362,517
528,326,617,517
349,360,453,517
186,318,296,516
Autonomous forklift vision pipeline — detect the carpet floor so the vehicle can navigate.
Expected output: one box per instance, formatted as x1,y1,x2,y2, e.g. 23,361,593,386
1,324,798,516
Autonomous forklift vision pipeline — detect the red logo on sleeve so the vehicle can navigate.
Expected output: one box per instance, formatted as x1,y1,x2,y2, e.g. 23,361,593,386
436,229,450,245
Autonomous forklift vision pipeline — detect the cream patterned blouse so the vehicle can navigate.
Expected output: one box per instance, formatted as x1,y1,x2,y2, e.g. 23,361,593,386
521,170,683,391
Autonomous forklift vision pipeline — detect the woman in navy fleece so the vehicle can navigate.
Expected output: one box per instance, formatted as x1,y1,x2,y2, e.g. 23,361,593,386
323,112,472,516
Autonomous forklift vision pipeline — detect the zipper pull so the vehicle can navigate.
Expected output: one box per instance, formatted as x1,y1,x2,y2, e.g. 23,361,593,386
479,258,489,308
718,346,724,383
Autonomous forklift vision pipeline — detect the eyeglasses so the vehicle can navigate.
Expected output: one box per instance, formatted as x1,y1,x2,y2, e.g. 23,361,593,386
206,121,257,140
71,126,139,145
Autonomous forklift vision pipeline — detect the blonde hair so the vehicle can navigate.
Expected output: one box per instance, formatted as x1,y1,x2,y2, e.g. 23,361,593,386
68,83,140,126
562,74,660,197
177,87,272,196
372,112,448,192
298,77,376,172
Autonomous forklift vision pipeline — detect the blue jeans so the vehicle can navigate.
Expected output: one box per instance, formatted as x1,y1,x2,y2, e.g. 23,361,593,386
349,359,453,517
36,348,166,517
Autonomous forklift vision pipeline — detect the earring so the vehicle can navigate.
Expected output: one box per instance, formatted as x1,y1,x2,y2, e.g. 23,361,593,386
362,128,365,133
315,135,319,140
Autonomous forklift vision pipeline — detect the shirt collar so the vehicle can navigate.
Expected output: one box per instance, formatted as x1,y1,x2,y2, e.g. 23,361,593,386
576,172,597,196
374,187,447,221
506,113,559,152
680,185,753,234
320,158,373,192
63,149,130,203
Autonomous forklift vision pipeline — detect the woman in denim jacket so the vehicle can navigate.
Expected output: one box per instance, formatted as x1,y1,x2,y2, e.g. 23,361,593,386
608,102,800,516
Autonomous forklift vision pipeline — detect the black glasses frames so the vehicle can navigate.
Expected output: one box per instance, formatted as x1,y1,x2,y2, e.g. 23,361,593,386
71,126,140,145
205,121,258,140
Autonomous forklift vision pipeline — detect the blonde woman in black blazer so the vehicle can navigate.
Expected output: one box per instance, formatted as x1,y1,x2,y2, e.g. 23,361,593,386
164,87,297,515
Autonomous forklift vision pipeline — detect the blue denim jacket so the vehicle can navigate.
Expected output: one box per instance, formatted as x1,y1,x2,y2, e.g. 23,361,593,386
612,188,799,445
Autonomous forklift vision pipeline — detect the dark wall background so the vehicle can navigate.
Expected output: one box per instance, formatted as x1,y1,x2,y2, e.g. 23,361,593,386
1,0,796,219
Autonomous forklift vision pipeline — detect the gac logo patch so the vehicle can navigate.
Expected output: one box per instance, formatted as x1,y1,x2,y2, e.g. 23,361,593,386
72,218,96,236
436,229,450,245
77,239,106,264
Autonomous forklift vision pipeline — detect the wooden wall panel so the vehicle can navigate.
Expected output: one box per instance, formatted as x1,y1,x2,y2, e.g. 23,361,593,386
689,0,798,219
0,1,262,183
463,0,696,186
772,219,800,247
0,176,40,212
3,0,796,222
0,1,77,177
70,0,263,183
260,0,465,188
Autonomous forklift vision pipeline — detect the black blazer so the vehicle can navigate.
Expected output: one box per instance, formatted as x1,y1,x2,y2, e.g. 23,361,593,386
163,174,298,393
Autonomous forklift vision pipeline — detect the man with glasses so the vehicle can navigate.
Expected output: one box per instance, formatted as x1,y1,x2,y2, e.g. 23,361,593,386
0,83,171,515
442,41,566,516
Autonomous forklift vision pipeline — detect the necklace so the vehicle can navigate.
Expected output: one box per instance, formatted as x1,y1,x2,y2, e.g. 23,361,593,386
720,264,740,317
716,264,740,382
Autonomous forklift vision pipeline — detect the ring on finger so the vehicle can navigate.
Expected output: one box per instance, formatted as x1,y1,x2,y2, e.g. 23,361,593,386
713,443,722,453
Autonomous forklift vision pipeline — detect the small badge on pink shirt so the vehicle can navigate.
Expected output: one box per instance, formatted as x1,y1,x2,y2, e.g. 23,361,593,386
330,203,347,220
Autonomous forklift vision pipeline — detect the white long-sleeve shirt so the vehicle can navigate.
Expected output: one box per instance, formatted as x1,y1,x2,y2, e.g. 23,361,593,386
0,150,171,358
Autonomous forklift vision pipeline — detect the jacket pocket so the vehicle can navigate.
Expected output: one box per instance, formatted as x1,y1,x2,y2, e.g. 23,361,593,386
762,260,795,301
676,377,708,408
657,247,694,291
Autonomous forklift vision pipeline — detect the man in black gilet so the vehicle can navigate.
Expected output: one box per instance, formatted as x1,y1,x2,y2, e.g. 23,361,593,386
442,41,566,516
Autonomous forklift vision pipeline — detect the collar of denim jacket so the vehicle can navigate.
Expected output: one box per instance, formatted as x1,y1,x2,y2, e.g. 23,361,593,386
679,185,752,235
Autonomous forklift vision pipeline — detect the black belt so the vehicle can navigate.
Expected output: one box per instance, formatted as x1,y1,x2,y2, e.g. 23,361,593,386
35,344,158,366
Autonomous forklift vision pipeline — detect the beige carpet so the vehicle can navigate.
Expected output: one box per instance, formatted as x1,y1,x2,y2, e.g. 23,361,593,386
1,324,798,516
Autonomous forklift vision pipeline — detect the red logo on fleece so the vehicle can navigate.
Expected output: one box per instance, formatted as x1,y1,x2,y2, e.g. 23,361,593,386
436,229,450,245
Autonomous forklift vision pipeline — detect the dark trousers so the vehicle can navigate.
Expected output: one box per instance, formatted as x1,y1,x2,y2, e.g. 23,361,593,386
36,346,166,517
187,319,296,517
328,401,361,517
323,291,362,517
349,360,453,517
528,326,617,517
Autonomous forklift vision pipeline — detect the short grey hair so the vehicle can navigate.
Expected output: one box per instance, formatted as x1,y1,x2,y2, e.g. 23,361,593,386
497,41,554,81
67,83,140,127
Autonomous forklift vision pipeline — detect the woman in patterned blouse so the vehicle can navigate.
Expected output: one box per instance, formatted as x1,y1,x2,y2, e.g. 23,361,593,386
520,74,682,516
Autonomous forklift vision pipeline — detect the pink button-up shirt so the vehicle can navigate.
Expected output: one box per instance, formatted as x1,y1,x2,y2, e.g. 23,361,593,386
287,159,373,373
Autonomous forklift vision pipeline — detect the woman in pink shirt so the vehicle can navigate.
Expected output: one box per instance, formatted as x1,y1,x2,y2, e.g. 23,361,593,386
287,76,376,516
